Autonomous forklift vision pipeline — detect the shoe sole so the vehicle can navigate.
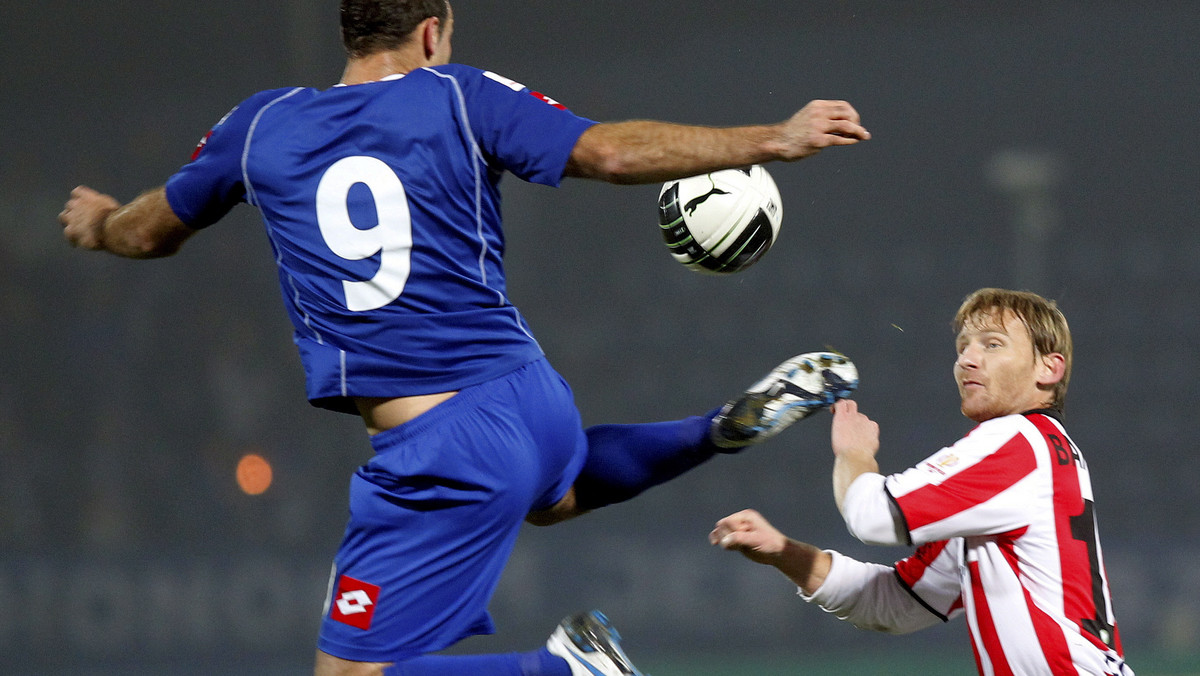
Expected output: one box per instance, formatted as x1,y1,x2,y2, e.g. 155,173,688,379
714,352,858,447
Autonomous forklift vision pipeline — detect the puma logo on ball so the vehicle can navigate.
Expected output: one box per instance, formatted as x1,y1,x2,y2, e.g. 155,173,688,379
685,187,731,215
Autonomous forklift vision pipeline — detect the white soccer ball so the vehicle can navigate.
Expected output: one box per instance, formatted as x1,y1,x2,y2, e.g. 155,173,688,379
657,165,783,274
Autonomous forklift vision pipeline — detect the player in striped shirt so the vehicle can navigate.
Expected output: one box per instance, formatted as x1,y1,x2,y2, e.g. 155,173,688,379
712,288,1133,676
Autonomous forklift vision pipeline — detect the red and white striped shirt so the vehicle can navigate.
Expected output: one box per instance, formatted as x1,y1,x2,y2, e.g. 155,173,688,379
811,411,1132,676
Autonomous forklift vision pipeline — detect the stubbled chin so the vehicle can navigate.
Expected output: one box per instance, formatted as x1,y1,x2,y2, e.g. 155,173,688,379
960,394,990,422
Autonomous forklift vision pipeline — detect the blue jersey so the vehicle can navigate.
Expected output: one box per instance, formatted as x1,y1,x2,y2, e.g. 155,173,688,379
165,65,597,412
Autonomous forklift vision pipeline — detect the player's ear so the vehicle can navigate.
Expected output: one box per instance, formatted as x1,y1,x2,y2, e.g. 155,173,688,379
1036,352,1066,388
421,17,442,60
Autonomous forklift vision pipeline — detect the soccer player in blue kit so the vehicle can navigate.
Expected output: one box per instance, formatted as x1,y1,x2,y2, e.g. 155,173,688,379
59,1,871,674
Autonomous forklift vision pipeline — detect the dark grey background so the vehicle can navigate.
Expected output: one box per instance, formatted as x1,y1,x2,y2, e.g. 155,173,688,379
2,1,1197,672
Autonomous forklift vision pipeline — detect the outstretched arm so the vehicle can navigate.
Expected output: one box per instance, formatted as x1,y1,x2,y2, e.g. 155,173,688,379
711,509,949,635
710,508,832,594
60,185,197,259
565,99,869,184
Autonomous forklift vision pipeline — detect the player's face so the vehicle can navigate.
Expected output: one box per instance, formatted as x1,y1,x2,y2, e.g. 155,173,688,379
954,310,1055,423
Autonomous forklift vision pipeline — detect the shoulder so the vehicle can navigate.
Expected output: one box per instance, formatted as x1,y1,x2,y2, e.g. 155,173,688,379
208,86,312,135
945,414,1041,461
246,85,311,102
237,86,312,116
414,64,524,94
900,415,1031,482
182,86,313,170
419,64,560,100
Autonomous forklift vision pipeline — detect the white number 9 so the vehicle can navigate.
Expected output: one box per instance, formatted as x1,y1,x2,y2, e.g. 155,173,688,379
315,156,413,312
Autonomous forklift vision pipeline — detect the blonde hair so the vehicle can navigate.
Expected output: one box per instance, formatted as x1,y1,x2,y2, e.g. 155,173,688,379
953,288,1073,410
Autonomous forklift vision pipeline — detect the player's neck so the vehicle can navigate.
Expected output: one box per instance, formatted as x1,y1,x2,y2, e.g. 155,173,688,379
340,50,427,85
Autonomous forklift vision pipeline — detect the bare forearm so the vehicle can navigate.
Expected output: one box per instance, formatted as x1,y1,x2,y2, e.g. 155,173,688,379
710,509,832,595
566,99,870,184
104,188,197,258
61,186,195,259
775,539,833,595
565,120,784,184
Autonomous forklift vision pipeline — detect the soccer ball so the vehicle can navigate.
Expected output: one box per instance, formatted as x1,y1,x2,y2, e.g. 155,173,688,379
657,165,783,274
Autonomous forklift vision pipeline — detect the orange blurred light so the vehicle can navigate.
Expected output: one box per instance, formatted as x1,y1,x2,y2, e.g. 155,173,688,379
236,453,273,495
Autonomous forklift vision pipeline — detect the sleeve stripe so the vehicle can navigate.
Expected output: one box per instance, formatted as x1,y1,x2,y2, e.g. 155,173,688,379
886,486,914,546
891,568,950,623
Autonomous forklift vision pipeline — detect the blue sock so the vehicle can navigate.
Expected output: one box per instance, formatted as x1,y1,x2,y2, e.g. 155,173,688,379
573,413,718,510
384,649,570,676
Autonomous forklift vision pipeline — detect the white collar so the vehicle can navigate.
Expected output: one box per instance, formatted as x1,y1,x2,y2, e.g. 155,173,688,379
333,72,407,87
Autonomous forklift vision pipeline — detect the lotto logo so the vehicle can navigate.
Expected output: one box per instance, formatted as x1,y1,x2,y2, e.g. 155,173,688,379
329,575,381,630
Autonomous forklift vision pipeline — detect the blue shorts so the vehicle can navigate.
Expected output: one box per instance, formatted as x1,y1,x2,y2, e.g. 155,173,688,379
317,358,588,662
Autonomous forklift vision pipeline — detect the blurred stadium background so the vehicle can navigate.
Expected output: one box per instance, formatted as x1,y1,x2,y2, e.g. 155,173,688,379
3,1,1197,673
